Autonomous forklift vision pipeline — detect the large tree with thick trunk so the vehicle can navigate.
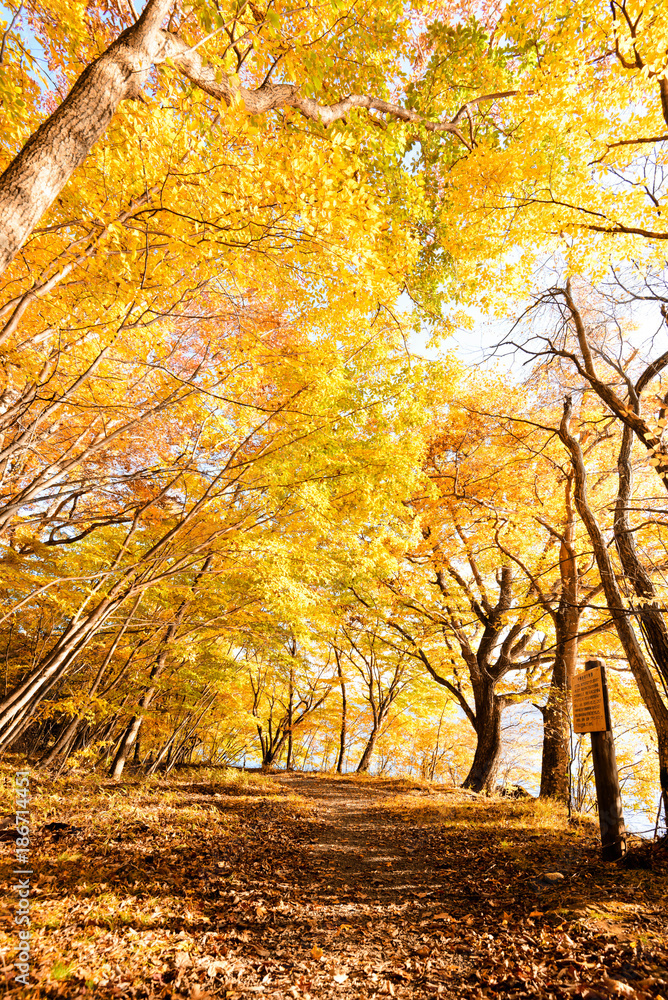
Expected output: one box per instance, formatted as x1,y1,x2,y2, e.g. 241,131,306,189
399,562,541,794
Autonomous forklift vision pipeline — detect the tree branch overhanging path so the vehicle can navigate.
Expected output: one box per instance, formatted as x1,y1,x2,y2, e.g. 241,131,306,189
0,0,521,277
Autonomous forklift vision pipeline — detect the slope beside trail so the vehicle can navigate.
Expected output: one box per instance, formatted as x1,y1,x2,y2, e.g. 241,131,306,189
2,769,668,999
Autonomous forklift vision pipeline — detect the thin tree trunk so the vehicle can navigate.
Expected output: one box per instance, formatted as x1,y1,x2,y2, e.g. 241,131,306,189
145,714,192,776
0,594,119,744
428,705,447,781
335,649,347,774
540,475,579,801
285,671,294,771
109,556,211,778
42,714,82,767
0,713,36,756
162,696,214,775
41,601,140,767
0,658,76,753
95,694,131,762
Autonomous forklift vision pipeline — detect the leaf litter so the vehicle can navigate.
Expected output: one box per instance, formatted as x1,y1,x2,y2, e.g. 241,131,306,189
1,767,667,999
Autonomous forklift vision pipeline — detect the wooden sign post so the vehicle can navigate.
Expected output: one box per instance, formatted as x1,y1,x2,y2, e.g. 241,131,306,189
572,659,627,861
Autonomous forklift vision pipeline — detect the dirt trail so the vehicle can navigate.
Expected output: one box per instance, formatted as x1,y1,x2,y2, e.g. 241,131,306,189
4,771,668,999
212,773,668,1000
273,773,446,902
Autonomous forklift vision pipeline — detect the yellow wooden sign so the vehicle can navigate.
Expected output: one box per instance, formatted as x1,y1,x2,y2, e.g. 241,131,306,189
572,663,608,733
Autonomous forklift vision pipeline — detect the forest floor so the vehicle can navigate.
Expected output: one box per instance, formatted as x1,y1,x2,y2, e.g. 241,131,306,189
1,766,668,999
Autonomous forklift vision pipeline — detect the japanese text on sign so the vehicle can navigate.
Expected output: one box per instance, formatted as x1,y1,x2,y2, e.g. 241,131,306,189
572,663,607,733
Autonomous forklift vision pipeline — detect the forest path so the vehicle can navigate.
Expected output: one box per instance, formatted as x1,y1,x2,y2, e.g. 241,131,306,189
7,770,668,999
273,772,444,903
232,772,668,999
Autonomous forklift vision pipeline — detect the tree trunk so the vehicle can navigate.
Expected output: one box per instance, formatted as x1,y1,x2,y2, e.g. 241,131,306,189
0,0,173,278
356,725,379,773
262,732,288,768
0,591,122,747
540,475,579,801
462,685,503,793
41,607,138,768
94,695,131,762
285,727,293,771
0,655,81,753
109,560,211,778
145,713,192,776
41,714,82,768
110,713,144,779
335,649,346,774
539,657,571,801
615,423,668,691
285,671,294,771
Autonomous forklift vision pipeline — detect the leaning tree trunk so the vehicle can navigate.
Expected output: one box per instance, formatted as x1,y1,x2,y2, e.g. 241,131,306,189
560,399,668,819
42,714,82,768
0,0,173,278
0,588,128,749
615,423,668,692
357,709,388,774
162,698,212,774
145,713,192,776
0,656,82,753
110,558,211,778
109,666,170,778
41,606,138,768
356,727,379,773
110,712,146,779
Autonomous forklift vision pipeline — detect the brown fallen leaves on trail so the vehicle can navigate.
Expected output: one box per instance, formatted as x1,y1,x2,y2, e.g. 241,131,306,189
1,769,667,999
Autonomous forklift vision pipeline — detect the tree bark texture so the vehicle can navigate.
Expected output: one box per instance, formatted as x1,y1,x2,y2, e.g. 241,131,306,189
454,564,515,793
462,679,503,793
356,725,380,773
540,477,579,801
0,0,173,275
615,424,668,692
0,595,118,746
